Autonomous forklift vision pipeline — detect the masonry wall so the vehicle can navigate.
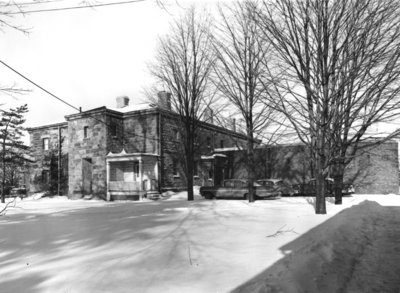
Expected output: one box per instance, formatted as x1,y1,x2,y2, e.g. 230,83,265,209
159,112,248,189
122,111,159,154
159,113,185,189
256,145,311,185
345,142,399,194
223,141,399,194
106,113,124,154
66,111,109,198
28,123,68,194
223,144,310,185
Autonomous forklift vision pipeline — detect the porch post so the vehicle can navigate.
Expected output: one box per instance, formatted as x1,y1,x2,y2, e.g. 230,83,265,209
139,158,143,199
106,160,111,201
155,159,159,191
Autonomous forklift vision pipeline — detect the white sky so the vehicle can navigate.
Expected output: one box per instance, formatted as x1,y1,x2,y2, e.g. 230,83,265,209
0,0,218,130
1,0,398,143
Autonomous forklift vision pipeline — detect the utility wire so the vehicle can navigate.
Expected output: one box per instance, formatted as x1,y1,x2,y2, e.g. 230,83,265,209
0,60,80,112
0,60,249,147
3,0,68,6
4,0,146,14
0,59,161,143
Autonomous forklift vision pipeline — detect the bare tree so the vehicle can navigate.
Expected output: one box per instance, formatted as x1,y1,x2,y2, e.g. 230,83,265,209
149,6,214,201
256,0,400,213
325,0,400,204
212,0,279,202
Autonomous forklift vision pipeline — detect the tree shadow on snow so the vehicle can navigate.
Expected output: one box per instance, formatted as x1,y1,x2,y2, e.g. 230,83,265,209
230,200,400,293
0,199,233,292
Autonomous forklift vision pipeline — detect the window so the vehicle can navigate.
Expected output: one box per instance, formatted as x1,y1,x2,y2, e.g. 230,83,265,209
134,162,139,177
110,124,117,137
207,137,211,147
110,161,140,182
174,129,180,141
42,170,50,184
43,138,49,150
225,181,234,188
173,159,179,177
123,162,134,182
220,140,224,149
84,126,89,138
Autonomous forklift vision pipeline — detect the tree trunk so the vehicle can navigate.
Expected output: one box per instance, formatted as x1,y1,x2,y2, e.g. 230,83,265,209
186,132,194,201
315,140,326,214
187,180,194,201
315,170,326,214
187,157,194,201
247,131,255,203
1,140,6,204
333,163,345,205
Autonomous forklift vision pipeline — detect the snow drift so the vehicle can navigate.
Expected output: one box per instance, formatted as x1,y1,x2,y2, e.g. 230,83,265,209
232,200,400,293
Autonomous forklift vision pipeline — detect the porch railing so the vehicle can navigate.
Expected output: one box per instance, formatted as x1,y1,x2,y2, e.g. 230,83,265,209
108,181,141,191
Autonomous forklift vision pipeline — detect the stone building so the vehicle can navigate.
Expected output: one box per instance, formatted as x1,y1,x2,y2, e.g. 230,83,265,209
215,141,399,194
28,93,400,198
27,93,250,200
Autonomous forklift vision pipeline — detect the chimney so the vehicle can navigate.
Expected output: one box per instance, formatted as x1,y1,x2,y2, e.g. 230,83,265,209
232,118,236,132
116,96,130,108
157,91,171,110
204,107,213,124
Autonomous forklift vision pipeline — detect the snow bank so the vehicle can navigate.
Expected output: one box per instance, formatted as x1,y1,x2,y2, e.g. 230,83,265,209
160,186,203,201
232,199,400,293
0,193,399,293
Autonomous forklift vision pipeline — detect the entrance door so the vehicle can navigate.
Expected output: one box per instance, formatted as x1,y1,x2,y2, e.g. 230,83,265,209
82,158,92,195
214,157,226,186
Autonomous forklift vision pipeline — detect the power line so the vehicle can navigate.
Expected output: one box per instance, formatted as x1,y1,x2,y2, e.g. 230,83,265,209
0,60,81,112
0,59,161,143
4,0,68,6
0,60,248,148
4,0,146,15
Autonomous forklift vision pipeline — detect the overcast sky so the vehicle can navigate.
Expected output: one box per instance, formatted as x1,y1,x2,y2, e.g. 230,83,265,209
1,0,397,143
1,0,216,130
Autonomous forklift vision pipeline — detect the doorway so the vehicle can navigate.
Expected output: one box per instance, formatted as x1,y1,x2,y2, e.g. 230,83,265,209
82,158,92,195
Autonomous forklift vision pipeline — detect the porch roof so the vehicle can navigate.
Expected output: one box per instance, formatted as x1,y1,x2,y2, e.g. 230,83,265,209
201,153,227,160
106,149,159,161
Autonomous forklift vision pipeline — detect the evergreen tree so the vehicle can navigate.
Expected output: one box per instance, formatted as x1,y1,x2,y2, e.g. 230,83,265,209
0,104,28,203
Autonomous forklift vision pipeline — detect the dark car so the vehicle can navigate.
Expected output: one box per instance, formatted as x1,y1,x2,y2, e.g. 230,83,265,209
9,185,27,198
256,179,295,196
200,179,281,200
293,178,354,196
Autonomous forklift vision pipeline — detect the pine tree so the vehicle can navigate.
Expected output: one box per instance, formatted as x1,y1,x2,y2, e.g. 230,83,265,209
0,104,28,203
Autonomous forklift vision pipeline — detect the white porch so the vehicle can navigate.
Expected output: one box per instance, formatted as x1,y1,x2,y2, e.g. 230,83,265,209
106,149,160,201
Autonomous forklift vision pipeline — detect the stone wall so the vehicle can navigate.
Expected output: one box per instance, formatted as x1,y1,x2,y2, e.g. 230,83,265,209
66,109,109,198
106,113,124,154
28,122,68,194
159,113,184,189
122,111,159,154
159,112,249,189
29,105,399,197
345,141,399,194
221,141,399,194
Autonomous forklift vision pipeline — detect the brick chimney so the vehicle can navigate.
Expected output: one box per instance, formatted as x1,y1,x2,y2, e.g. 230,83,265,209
116,96,130,108
157,91,171,110
204,107,213,124
231,118,236,132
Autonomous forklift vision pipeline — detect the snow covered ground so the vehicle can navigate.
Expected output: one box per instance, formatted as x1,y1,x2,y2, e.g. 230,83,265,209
1,192,400,293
